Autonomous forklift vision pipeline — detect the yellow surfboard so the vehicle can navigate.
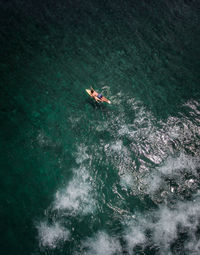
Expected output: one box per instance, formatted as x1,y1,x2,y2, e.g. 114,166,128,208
86,89,93,96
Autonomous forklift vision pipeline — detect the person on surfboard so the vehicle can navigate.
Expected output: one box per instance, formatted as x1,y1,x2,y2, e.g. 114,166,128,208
90,87,103,102
88,87,111,104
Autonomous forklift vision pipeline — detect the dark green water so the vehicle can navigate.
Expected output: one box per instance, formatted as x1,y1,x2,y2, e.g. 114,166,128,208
1,1,200,254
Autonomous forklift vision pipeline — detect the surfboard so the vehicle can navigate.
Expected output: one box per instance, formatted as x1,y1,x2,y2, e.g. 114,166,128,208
86,89,93,96
85,89,111,104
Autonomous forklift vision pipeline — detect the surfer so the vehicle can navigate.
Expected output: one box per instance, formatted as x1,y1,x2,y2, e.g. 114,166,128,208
90,87,103,102
86,87,111,104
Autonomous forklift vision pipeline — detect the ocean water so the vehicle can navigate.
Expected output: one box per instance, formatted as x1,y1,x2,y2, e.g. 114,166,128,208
0,0,200,254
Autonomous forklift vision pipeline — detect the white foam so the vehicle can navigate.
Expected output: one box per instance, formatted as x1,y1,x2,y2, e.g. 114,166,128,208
145,173,162,193
158,153,199,176
117,106,167,166
36,145,96,250
116,98,200,173
124,225,146,253
143,152,200,200
122,196,200,254
75,144,90,164
110,140,123,152
118,124,133,137
185,238,200,255
110,140,131,165
83,231,122,255
54,166,96,215
37,222,69,248
115,118,200,200
120,173,134,189
153,199,200,252
96,121,109,132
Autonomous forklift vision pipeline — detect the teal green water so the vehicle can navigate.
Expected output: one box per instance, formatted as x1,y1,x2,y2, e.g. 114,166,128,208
1,1,200,254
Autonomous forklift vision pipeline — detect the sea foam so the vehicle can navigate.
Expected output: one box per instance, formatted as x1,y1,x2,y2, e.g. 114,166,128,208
37,145,96,250
82,231,122,255
122,196,200,254
54,166,96,215
37,222,69,248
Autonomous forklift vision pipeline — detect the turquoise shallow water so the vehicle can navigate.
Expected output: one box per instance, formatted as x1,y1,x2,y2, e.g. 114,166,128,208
1,1,200,254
